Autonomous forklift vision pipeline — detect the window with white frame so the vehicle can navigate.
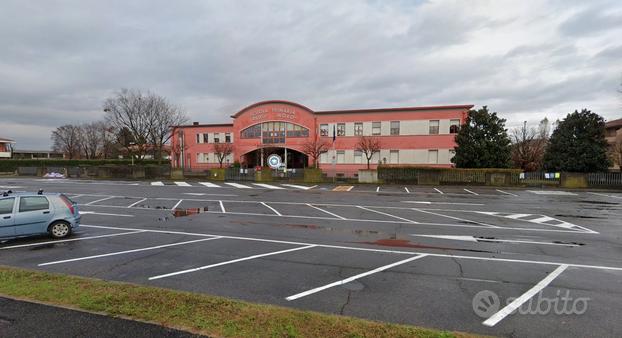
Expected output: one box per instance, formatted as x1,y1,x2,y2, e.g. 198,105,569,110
372,121,381,135
213,133,220,143
389,150,399,164
428,149,438,164
196,134,201,143
225,133,231,143
450,119,460,134
390,121,400,135
203,133,209,143
354,150,363,163
354,122,363,136
320,152,329,164
429,120,439,135
336,150,345,164
336,123,345,136
320,124,329,136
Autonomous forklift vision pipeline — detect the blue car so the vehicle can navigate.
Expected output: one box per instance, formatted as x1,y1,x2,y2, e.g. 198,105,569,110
0,191,80,240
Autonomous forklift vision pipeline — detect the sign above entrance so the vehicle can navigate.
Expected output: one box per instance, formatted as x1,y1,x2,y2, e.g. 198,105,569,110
267,154,282,169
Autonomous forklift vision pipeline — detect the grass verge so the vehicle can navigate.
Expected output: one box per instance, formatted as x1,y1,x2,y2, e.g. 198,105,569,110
0,265,485,338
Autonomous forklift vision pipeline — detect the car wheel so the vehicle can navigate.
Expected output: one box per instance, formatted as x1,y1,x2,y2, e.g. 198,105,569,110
49,221,71,239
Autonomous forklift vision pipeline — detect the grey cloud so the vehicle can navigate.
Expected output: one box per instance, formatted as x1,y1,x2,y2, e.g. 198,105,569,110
559,6,622,36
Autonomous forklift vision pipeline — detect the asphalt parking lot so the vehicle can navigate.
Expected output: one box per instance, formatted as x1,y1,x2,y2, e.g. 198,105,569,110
1,178,622,337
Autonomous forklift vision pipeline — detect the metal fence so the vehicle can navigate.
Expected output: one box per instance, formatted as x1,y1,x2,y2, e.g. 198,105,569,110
518,171,560,186
225,168,256,181
587,172,622,187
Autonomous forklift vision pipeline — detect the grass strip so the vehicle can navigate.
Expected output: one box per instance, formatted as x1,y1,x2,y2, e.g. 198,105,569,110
0,265,482,338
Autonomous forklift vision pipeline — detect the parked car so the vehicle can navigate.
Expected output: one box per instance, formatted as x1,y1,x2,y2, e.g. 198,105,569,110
0,191,80,240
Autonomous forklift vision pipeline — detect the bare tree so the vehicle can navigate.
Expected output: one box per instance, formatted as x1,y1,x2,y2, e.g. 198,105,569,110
147,95,188,164
301,137,330,168
356,136,381,169
213,142,234,168
79,122,104,159
51,124,82,159
510,119,549,171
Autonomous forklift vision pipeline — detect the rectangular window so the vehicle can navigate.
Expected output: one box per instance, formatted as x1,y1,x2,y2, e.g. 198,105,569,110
202,133,207,143
389,150,399,164
354,150,363,164
337,123,346,136
225,133,231,143
196,133,201,144
0,198,15,214
429,120,439,135
320,152,328,164
320,124,329,137
213,134,220,143
354,122,363,136
390,121,400,135
336,150,345,164
19,196,49,212
372,121,381,135
450,119,460,134
428,149,438,164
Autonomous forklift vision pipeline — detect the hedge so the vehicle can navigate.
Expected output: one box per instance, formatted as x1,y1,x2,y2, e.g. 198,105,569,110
378,166,522,185
0,159,166,172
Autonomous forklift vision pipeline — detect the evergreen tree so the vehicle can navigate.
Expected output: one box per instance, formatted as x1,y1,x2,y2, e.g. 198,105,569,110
543,109,610,172
452,106,512,168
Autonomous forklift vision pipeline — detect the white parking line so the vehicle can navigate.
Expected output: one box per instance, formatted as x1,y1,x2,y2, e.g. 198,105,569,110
286,254,428,301
219,200,226,213
38,237,223,266
410,208,497,227
463,188,479,196
404,187,410,193
199,182,221,188
174,181,192,187
434,188,444,194
79,211,134,217
84,196,115,206
282,184,315,190
357,206,418,223
588,192,622,199
376,186,380,192
261,202,282,216
149,245,317,280
225,182,252,189
69,194,84,199
127,198,147,208
172,199,183,210
253,183,285,190
151,181,164,186
483,264,569,327
306,204,346,220
496,189,518,197
0,230,146,250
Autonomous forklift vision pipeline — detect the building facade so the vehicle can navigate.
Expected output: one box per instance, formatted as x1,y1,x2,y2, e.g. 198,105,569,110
0,137,15,159
605,118,622,171
170,100,471,173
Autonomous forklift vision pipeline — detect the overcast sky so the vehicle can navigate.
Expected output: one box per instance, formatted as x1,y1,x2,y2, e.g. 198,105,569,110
1,0,621,149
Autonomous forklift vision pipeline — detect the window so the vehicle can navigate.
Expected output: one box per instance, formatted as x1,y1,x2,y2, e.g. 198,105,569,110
225,133,231,143
428,150,438,164
390,150,399,164
19,196,49,212
354,150,363,164
450,119,460,134
390,121,400,135
0,198,15,214
196,133,201,144
320,152,329,164
372,121,381,135
429,120,439,135
320,124,329,136
213,134,220,143
337,123,345,136
336,150,345,164
203,133,209,143
241,124,261,139
354,122,363,136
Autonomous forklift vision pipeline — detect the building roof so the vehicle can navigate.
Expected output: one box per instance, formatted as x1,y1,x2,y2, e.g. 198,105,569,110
172,123,234,129
605,118,622,129
0,137,15,143
314,104,474,115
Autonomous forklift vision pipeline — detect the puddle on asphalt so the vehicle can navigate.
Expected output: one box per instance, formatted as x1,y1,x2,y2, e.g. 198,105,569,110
357,238,496,253
172,207,209,217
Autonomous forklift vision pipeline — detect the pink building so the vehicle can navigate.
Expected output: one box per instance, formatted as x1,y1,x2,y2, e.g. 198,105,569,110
0,137,15,159
170,100,471,174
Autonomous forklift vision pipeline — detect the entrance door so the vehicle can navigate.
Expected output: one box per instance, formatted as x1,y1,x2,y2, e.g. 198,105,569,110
0,197,15,238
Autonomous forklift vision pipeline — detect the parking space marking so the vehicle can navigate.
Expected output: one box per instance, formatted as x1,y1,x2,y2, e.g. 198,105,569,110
149,244,317,280
261,202,282,216
306,204,346,220
69,194,83,199
376,186,380,192
483,264,569,327
463,188,479,196
281,184,316,190
0,230,146,250
199,182,221,188
219,200,226,213
38,236,223,266
174,181,192,187
332,186,354,192
151,181,164,186
357,206,418,223
225,182,252,189
410,208,497,227
172,199,183,210
80,211,134,217
588,192,622,199
474,211,596,233
496,189,518,197
84,196,115,205
127,198,147,208
286,254,428,301
411,234,581,247
434,188,444,194
528,190,577,196
404,187,410,193
253,183,285,190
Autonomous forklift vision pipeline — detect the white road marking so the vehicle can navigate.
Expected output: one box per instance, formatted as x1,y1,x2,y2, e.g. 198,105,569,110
84,196,116,206
588,192,622,199
219,200,226,213
411,208,497,227
286,254,428,301
252,183,286,190
281,184,315,190
376,186,380,192
463,188,479,195
225,182,252,189
306,204,346,219
199,182,221,188
151,181,164,186
483,264,569,327
496,189,518,197
434,188,444,194
38,237,222,266
474,211,596,233
404,187,410,193
402,201,484,206
411,234,581,246
149,245,317,280
357,206,418,223
504,213,531,219
528,190,577,196
347,186,354,191
172,199,183,210
261,202,282,216
80,224,622,271
126,198,147,208
531,216,555,223
174,181,192,187
69,194,83,199
79,211,134,217
0,230,145,250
